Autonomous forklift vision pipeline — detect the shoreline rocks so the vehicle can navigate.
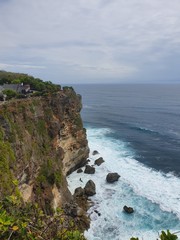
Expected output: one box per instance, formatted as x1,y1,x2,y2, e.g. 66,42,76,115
123,205,134,214
106,172,120,183
74,187,85,198
92,150,99,155
77,168,83,173
84,180,96,196
84,165,95,174
94,157,105,166
73,180,96,215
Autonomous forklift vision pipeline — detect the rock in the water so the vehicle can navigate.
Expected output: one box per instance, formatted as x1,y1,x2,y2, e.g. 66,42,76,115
84,165,95,174
84,180,96,196
92,150,99,155
106,172,120,183
94,157,105,166
74,187,85,198
94,210,101,216
123,205,134,214
79,178,83,182
77,168,83,173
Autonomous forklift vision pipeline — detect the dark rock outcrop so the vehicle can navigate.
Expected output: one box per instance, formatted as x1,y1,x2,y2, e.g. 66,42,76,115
77,168,83,173
94,209,101,216
73,187,88,215
123,205,134,214
92,150,99,155
84,165,95,174
94,157,104,166
106,173,120,183
84,180,96,196
74,187,85,198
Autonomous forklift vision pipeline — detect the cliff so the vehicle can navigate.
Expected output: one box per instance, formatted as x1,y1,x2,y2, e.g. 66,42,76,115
0,88,89,214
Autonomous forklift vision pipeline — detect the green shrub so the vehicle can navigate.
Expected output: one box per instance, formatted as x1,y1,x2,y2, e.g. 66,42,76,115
130,230,178,240
0,194,86,240
2,89,17,100
37,119,46,135
63,86,74,91
0,141,16,197
160,230,178,240
37,159,62,187
0,71,61,98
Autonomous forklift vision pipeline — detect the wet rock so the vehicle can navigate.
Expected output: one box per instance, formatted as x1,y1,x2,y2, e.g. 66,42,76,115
94,157,105,166
84,165,95,174
123,205,134,214
84,180,96,196
94,210,101,216
77,168,83,173
106,173,120,183
92,150,99,155
74,187,85,198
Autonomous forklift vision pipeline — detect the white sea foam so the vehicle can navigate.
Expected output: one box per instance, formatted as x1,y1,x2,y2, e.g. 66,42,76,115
83,105,93,109
87,127,180,217
67,127,180,240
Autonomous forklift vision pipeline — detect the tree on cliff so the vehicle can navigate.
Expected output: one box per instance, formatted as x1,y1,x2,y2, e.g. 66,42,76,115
0,71,61,94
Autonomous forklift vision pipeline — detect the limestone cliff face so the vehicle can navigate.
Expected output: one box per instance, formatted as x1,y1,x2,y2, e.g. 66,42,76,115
0,88,89,213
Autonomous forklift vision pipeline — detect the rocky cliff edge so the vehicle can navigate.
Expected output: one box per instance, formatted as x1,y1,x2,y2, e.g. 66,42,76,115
0,87,89,215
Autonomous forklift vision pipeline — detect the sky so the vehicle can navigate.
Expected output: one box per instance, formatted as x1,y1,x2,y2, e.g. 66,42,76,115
0,0,180,84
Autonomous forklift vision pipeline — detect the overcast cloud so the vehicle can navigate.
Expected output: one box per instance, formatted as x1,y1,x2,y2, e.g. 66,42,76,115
0,0,180,84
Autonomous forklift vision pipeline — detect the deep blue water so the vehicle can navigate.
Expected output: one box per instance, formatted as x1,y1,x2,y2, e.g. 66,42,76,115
73,84,180,176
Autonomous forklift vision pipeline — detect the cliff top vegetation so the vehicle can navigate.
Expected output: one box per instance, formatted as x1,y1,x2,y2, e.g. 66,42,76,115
0,70,61,96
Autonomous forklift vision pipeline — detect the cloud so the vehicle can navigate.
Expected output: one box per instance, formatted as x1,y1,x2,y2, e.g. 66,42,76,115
0,63,45,70
0,0,180,83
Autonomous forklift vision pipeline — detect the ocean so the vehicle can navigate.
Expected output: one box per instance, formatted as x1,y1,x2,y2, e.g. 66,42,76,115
67,84,180,240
